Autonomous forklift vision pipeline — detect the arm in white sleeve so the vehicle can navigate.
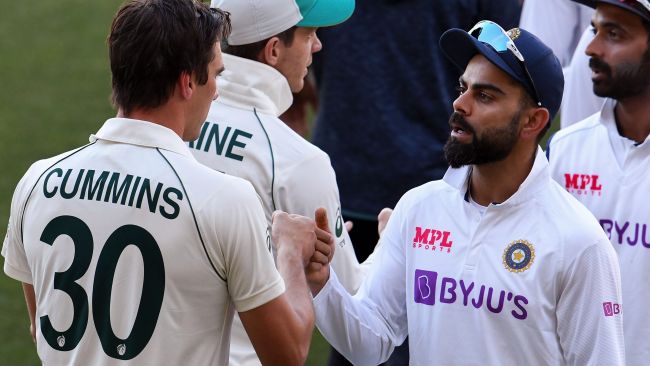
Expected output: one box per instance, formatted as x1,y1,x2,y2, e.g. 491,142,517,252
556,239,625,365
277,153,363,293
313,204,408,365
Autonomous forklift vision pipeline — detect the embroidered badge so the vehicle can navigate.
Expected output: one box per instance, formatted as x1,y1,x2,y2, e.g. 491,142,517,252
503,239,535,273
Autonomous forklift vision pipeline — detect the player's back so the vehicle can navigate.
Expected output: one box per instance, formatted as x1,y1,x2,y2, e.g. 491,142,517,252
11,119,271,365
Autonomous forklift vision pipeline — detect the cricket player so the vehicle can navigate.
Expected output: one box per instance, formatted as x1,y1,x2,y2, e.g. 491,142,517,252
307,22,625,365
2,1,327,364
188,1,377,365
548,1,650,364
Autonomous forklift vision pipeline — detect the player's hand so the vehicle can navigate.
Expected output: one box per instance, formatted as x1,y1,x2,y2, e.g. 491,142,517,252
29,322,36,344
345,220,353,233
377,207,393,237
271,210,317,266
306,207,335,295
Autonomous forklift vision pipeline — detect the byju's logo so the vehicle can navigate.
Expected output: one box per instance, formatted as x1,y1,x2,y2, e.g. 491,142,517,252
414,269,437,306
564,173,602,196
603,302,621,317
413,269,529,320
412,226,453,253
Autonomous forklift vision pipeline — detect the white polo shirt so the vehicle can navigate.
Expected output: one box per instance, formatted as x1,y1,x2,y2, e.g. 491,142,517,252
314,148,625,365
2,118,284,366
189,54,366,365
549,98,650,366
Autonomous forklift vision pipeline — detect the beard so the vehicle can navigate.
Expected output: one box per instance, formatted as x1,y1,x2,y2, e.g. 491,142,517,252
589,51,650,100
444,111,521,168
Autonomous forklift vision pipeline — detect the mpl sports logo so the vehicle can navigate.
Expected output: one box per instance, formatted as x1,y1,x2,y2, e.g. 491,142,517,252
563,173,602,196
412,226,453,253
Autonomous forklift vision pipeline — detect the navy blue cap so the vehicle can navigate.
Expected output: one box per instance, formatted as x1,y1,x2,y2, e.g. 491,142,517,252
572,0,650,22
439,25,564,121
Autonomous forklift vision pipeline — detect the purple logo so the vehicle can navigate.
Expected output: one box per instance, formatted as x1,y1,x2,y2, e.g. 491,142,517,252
413,269,529,320
603,302,621,317
414,269,437,305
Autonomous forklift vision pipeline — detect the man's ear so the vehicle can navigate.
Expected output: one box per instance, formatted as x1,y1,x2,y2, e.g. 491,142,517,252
260,37,282,66
178,71,193,100
521,107,550,141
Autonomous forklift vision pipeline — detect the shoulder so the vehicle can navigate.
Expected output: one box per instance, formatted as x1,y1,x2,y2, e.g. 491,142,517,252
395,180,453,213
536,181,609,251
550,112,603,147
17,145,93,196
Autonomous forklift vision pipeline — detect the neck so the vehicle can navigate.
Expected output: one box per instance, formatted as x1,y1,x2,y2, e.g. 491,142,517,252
469,143,536,206
614,89,650,143
119,105,185,138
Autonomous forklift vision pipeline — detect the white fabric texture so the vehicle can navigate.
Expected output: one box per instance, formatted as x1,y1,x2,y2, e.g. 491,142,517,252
549,98,650,365
3,118,284,365
560,26,606,128
314,148,625,365
189,53,368,365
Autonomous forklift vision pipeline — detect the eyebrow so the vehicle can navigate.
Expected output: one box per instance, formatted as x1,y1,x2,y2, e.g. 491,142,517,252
592,20,627,32
459,77,506,96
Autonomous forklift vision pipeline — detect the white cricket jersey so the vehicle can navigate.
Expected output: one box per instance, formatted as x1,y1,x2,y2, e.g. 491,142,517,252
549,98,650,366
189,53,366,366
314,148,625,366
519,0,593,67
560,27,605,128
2,118,284,366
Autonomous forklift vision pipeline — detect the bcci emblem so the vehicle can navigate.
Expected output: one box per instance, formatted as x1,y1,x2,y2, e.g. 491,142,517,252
503,239,535,273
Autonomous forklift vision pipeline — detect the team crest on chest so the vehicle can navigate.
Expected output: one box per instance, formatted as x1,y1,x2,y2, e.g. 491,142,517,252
503,240,535,273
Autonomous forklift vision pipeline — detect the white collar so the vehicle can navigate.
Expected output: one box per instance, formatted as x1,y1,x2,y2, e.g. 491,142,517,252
442,146,550,207
601,98,650,144
217,53,293,116
90,117,195,159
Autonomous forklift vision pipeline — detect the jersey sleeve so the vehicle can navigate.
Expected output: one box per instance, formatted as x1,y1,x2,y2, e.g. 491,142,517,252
313,194,409,365
556,239,625,365
208,180,285,312
3,170,35,284
275,153,364,294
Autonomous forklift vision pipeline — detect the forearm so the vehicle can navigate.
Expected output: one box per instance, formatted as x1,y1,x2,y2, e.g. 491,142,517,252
314,270,403,366
275,246,315,357
22,282,36,343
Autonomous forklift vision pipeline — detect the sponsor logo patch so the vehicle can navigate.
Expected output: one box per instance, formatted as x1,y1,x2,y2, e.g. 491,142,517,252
412,226,453,253
603,302,621,317
503,240,535,273
563,173,602,196
335,207,344,237
413,269,529,320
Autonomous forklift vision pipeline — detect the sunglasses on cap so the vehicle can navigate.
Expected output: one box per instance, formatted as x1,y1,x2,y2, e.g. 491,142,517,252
468,20,542,107
620,0,650,12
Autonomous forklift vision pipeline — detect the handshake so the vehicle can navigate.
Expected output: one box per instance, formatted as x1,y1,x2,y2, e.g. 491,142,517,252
271,207,392,295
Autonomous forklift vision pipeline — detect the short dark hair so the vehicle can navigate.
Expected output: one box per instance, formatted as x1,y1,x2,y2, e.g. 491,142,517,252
108,0,231,115
224,26,297,61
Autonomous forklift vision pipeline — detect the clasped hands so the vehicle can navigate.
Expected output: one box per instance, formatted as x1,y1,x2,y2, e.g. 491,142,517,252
271,207,393,295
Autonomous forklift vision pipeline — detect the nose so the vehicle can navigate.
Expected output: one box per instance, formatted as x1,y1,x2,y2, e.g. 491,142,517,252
312,33,323,53
452,90,470,116
585,29,600,59
213,87,219,101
